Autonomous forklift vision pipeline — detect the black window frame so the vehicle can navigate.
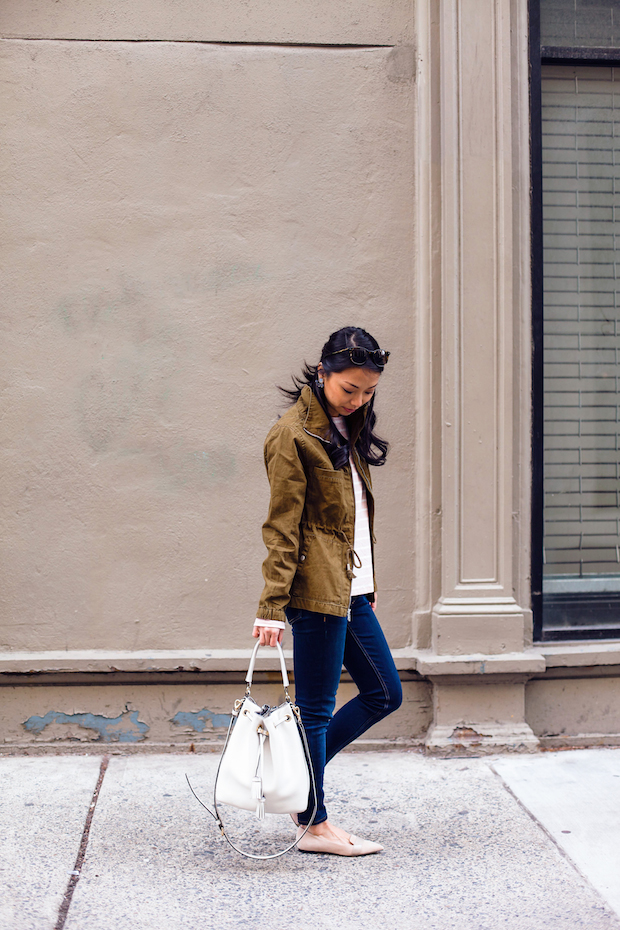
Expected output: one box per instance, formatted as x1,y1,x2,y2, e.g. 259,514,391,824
530,0,620,641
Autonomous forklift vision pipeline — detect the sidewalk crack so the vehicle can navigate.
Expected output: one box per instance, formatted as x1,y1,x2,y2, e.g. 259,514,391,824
54,755,109,930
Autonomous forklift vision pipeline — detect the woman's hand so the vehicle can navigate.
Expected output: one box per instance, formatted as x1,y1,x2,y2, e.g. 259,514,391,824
252,624,284,647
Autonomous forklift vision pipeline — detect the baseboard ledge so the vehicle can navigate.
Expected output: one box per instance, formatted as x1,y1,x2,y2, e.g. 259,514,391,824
538,733,620,749
0,736,427,757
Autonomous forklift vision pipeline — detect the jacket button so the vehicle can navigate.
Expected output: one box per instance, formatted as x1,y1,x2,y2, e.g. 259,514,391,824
300,555,306,561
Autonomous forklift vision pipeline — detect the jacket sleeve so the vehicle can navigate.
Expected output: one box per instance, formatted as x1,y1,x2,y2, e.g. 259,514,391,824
256,425,307,623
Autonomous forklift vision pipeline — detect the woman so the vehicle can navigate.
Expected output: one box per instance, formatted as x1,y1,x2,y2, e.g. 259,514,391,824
252,326,402,856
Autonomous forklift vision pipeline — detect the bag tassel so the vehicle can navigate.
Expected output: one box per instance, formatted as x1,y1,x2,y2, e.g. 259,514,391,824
252,728,267,820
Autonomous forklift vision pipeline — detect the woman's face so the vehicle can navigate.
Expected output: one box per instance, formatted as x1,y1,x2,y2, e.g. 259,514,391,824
320,365,381,418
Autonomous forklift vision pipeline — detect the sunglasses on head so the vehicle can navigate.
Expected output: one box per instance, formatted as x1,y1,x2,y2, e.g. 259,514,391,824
325,346,390,368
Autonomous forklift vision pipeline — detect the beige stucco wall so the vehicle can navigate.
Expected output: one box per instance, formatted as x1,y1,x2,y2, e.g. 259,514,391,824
0,0,414,45
1,18,416,656
3,0,619,754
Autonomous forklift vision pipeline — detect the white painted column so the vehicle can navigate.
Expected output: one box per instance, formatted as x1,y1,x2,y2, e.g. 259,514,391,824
431,0,526,655
415,0,538,752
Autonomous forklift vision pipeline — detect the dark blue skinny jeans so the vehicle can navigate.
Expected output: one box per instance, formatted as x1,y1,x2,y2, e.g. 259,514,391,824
286,595,402,825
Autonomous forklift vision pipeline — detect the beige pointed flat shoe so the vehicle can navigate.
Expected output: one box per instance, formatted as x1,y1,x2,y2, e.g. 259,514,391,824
348,834,383,852
295,826,383,856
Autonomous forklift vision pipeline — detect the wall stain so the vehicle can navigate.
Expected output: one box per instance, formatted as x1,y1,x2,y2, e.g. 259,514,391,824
176,447,236,485
171,263,264,298
23,710,149,742
208,263,264,295
386,46,416,84
54,276,242,481
171,708,231,732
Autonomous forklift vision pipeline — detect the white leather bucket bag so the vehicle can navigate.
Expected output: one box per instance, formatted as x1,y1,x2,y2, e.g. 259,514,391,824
187,641,317,859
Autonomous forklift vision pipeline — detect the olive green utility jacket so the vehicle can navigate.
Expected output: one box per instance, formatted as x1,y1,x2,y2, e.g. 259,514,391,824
256,384,376,623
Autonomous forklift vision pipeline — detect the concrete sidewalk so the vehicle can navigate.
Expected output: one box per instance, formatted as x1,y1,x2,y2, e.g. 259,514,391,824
1,748,619,930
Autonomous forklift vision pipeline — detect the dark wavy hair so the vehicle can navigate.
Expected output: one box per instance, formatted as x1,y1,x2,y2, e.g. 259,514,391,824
279,326,389,468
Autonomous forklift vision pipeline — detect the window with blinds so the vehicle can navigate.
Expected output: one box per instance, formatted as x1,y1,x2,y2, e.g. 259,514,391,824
542,64,620,631
541,1,620,49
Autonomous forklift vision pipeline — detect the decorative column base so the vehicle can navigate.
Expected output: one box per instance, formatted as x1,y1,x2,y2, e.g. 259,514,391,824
413,650,545,756
425,721,540,756
431,598,526,656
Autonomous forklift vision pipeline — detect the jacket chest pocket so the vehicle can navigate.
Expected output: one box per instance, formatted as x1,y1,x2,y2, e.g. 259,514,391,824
309,466,347,527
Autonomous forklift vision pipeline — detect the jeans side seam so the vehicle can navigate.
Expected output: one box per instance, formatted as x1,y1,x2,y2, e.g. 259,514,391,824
346,624,392,711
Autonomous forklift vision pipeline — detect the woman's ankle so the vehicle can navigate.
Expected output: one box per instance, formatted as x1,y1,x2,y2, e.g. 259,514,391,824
308,818,346,839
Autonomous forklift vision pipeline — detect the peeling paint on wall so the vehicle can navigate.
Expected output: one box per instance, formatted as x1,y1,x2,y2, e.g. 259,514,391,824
171,708,231,732
23,710,149,742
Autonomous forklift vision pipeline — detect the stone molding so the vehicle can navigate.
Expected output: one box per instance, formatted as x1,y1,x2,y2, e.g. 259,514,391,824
2,643,619,677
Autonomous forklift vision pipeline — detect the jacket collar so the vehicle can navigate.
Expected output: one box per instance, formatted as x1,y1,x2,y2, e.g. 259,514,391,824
298,384,366,448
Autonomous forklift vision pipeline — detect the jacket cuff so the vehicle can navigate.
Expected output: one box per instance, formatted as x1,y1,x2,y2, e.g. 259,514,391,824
255,606,287,624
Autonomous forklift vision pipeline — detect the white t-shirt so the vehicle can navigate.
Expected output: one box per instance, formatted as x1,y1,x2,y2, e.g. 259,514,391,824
332,417,374,596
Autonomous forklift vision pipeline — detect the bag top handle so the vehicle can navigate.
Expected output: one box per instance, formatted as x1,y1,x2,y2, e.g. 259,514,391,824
245,640,290,690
